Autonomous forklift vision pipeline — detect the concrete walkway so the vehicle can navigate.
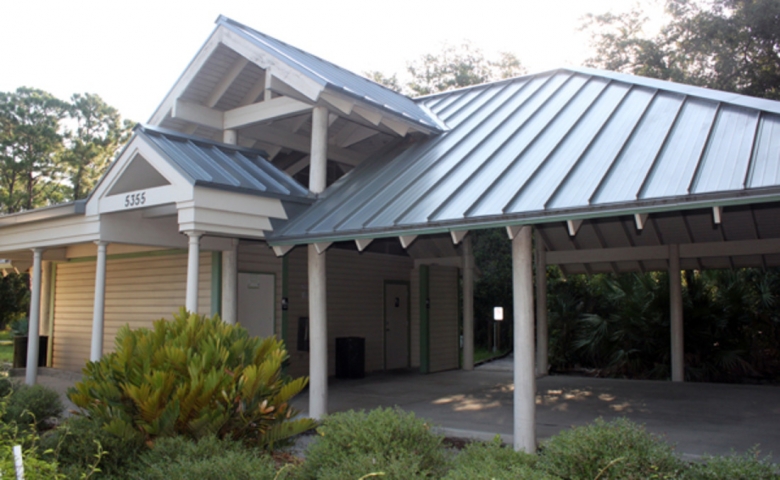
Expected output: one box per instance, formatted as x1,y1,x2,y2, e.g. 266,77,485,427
292,358,780,460
22,363,780,460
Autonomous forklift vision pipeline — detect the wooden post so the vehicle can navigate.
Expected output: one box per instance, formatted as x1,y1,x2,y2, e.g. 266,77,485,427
90,241,108,361
670,244,684,382
26,248,44,385
512,226,536,452
535,229,548,377
185,231,202,313
462,236,475,371
309,105,329,419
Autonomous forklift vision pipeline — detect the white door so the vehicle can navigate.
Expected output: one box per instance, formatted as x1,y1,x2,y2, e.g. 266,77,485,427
237,273,275,339
385,283,409,370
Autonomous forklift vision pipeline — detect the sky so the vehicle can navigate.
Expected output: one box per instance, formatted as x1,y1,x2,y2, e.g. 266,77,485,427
0,0,665,123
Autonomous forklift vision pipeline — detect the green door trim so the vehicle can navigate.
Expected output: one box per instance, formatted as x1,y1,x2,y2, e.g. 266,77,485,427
383,280,411,371
419,265,430,374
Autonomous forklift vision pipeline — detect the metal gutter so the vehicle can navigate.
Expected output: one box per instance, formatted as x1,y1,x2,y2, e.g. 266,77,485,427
266,188,780,246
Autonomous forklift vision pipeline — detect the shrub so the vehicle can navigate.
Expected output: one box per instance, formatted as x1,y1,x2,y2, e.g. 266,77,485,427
538,418,683,480
68,309,315,446
444,436,558,480
3,382,63,431
40,414,145,477
299,407,448,480
122,435,276,480
684,448,778,479
0,396,63,479
0,377,14,398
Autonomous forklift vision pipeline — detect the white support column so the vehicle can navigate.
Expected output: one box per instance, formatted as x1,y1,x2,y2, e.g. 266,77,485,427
512,226,536,453
309,105,329,420
223,129,237,145
221,239,239,325
185,231,203,313
535,230,548,377
310,106,328,193
462,236,475,371
90,242,109,362
25,248,44,385
669,244,684,382
308,243,327,419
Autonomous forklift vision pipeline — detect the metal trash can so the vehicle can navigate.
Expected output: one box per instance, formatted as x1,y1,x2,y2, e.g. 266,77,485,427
335,337,365,379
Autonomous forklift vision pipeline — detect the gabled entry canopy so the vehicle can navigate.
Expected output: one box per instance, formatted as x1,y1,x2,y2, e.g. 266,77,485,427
268,68,780,272
148,16,445,185
86,125,313,240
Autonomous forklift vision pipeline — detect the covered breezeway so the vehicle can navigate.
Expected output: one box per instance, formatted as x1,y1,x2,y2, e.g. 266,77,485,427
290,359,780,461
269,68,780,452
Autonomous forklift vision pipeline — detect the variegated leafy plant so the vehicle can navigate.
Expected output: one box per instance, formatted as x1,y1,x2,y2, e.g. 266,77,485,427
68,308,315,448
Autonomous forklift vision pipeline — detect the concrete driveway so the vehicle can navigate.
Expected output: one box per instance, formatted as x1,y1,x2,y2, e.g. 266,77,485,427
23,363,780,461
292,359,780,461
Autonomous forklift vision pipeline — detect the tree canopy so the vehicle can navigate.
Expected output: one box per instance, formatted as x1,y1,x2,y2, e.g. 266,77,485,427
583,0,780,99
0,88,132,214
367,42,526,96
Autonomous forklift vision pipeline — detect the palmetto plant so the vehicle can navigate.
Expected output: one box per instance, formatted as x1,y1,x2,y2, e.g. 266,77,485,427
68,309,315,447
547,267,780,383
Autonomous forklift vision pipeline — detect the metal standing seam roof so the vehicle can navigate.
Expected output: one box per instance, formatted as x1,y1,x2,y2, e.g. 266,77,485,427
216,16,447,132
137,125,313,202
269,67,780,245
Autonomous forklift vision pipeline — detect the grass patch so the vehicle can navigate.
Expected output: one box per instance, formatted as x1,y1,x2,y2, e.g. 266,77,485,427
474,346,511,364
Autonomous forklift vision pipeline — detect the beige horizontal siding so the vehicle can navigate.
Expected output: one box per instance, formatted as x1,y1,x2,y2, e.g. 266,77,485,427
52,252,211,372
284,247,413,378
428,265,459,373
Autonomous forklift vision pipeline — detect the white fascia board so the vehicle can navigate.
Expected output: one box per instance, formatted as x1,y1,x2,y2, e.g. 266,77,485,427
148,28,225,125
177,206,274,232
87,136,193,216
0,214,100,252
220,27,324,102
98,185,188,215
190,187,287,219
